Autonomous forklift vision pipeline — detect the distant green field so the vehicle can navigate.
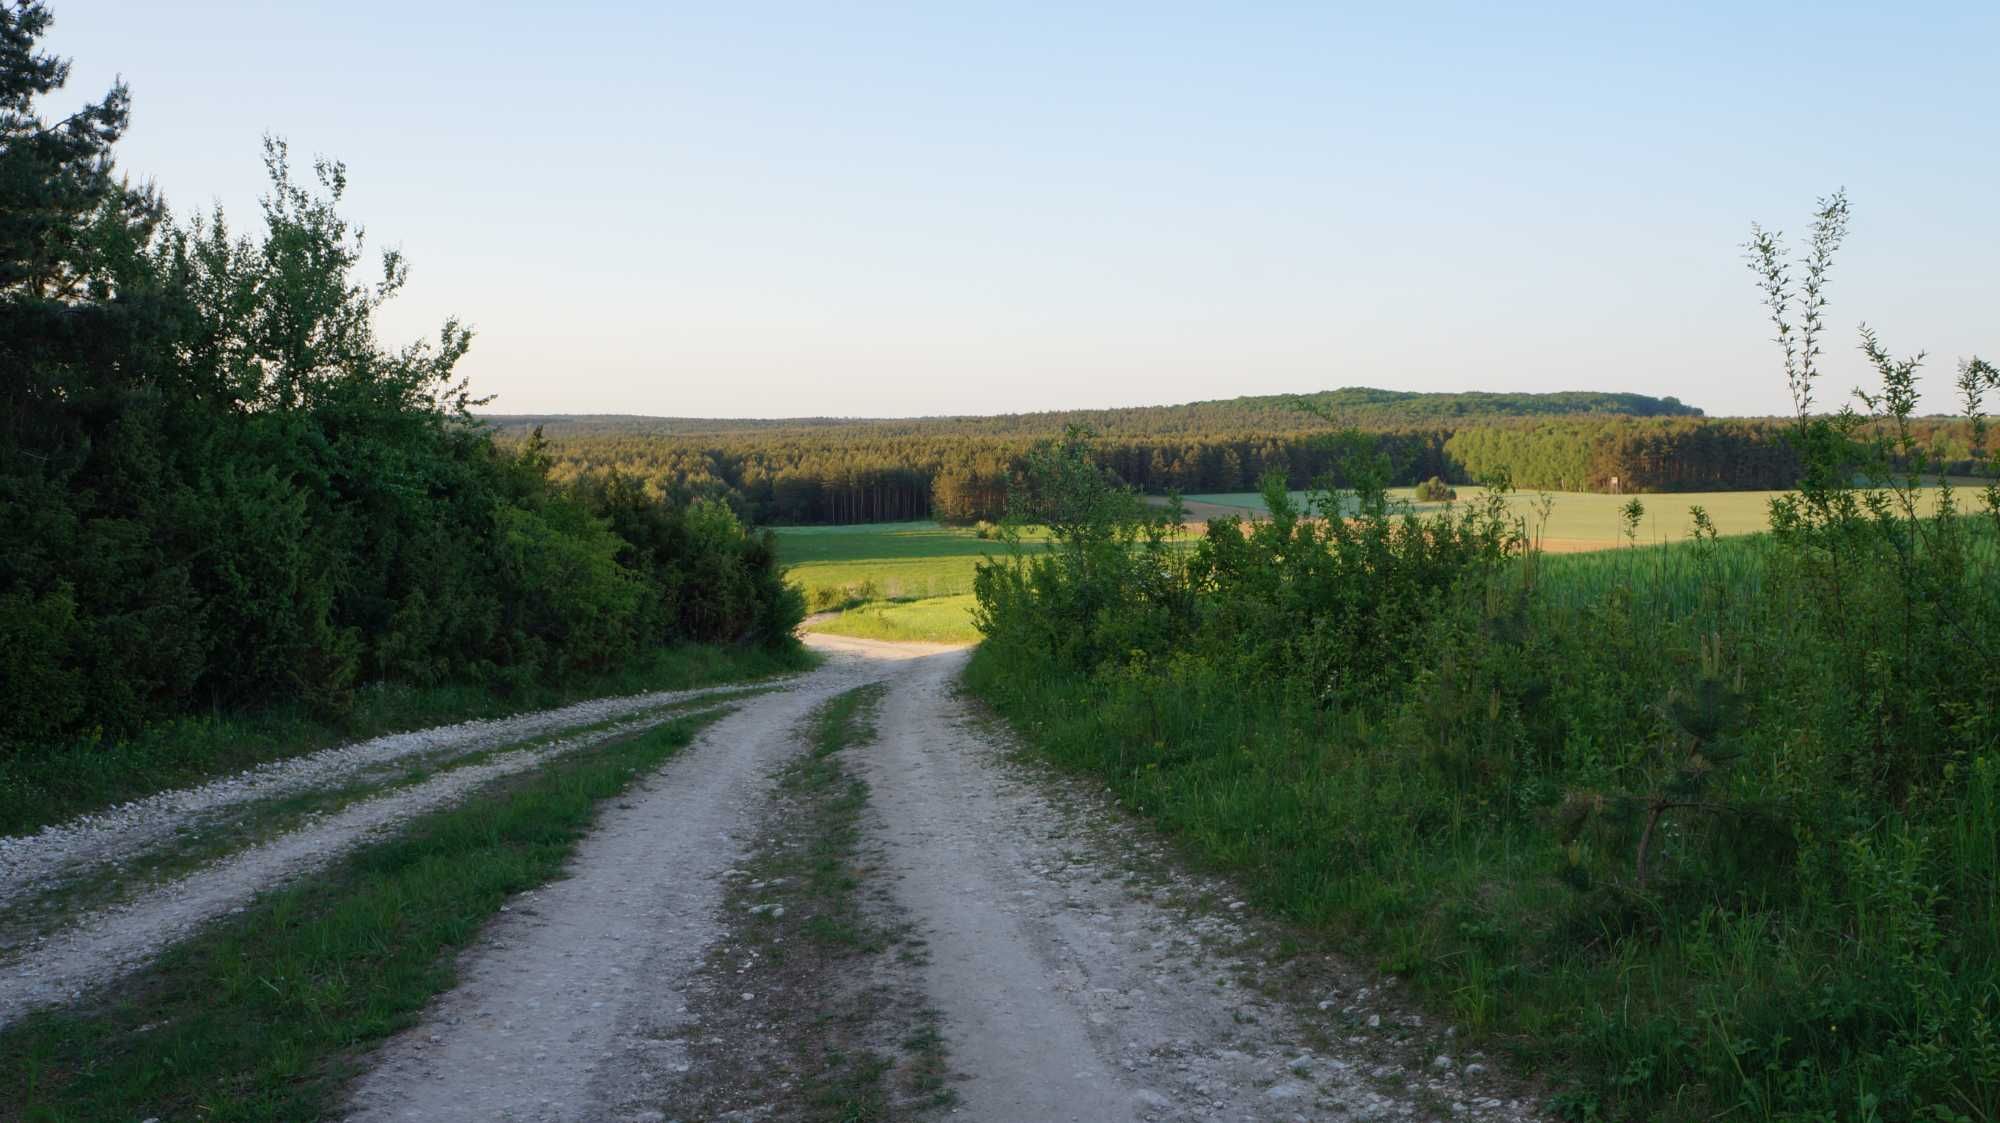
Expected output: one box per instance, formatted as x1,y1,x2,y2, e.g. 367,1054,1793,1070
807,594,983,644
1179,485,1960,546
773,522,1049,611
770,522,1051,565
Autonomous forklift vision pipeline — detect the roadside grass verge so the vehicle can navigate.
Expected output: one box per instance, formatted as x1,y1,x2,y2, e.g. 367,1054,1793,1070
0,708,729,1123
805,595,981,646
674,682,953,1120
0,642,811,836
967,517,2000,1120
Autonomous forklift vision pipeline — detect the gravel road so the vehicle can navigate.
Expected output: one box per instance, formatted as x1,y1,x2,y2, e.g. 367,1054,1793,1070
345,637,1544,1121
852,650,1540,1123
0,679,780,912
0,707,739,1026
7,635,1547,1119
342,637,930,1121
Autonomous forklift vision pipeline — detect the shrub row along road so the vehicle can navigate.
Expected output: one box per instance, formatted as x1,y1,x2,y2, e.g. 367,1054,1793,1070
5,638,1547,1121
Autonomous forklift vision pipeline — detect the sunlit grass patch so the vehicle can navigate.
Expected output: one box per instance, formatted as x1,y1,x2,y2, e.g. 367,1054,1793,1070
774,520,1045,613
805,595,980,645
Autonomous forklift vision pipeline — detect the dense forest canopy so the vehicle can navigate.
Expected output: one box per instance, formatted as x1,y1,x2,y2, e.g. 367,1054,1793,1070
487,390,1991,526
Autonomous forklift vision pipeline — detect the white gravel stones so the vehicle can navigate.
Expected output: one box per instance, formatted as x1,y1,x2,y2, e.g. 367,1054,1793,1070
845,650,1548,1122
0,680,784,910
0,707,730,1027
340,635,938,1122
9,631,1550,1120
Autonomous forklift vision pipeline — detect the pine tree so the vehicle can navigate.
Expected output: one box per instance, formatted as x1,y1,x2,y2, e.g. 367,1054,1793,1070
0,1,158,300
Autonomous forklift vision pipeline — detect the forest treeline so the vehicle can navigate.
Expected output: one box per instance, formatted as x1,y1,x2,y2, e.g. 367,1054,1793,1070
489,388,1708,523
0,5,801,753
495,385,1703,439
494,405,1994,525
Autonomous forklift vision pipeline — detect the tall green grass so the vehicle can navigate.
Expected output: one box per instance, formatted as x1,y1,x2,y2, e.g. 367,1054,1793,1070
969,498,2000,1120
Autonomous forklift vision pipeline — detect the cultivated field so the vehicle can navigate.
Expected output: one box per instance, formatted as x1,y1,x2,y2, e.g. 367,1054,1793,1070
1178,484,1965,550
806,593,982,644
773,522,1051,609
774,522,1047,644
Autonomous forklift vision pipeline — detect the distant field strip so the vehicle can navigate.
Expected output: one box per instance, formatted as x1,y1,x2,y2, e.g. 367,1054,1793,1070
1177,485,1962,545
807,594,983,645
774,521,1048,608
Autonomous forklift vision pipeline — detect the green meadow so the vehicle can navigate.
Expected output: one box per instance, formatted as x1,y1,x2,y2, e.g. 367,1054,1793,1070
805,594,984,645
774,522,1055,644
967,419,2000,1119
772,521,1043,609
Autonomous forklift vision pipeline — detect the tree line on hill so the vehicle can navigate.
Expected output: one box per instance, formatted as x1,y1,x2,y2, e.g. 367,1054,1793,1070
492,385,1703,440
494,409,1994,525
0,4,801,752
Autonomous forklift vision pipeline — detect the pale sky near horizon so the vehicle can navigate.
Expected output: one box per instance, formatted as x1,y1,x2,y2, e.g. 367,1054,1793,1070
43,2,1999,418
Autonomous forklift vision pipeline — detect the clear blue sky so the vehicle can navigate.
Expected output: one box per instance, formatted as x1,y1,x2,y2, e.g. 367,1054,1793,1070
45,2,1998,418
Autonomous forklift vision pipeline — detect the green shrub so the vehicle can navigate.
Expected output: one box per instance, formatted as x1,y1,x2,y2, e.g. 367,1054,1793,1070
968,202,2000,1117
1413,475,1457,501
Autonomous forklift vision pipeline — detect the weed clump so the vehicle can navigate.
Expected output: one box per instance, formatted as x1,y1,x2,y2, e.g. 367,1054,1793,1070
1414,475,1458,501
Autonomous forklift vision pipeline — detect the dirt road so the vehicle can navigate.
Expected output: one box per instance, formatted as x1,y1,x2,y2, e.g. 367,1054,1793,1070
6,636,1543,1120
346,638,1540,1122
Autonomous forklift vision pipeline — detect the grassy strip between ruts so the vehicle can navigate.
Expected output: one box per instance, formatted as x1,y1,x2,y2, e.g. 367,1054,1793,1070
670,682,954,1120
787,682,947,1114
0,707,732,1123
1,642,813,837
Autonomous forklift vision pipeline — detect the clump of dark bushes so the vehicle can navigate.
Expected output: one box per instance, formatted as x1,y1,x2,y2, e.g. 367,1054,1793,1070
0,9,801,756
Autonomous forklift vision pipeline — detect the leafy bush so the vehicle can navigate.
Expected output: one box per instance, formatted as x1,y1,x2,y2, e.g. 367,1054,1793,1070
0,8,801,760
